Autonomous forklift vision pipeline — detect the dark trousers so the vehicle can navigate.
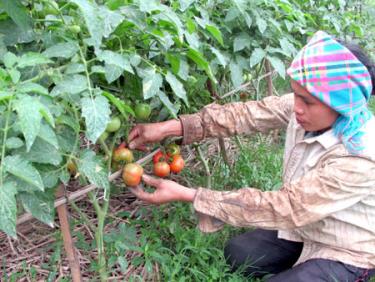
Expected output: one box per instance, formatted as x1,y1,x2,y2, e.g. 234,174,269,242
224,229,375,282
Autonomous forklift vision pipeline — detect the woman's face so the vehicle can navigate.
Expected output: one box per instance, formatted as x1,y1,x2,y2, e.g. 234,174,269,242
291,80,339,132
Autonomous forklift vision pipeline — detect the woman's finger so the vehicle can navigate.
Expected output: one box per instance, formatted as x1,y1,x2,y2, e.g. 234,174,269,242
142,174,162,187
128,126,141,142
128,185,152,201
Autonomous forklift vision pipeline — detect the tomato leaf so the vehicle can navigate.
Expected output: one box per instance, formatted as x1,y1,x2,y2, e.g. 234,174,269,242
78,150,110,191
229,59,243,87
3,52,18,68
43,42,79,59
206,24,224,46
17,82,49,96
16,52,52,69
233,33,251,52
19,190,55,227
3,155,44,191
5,137,23,149
71,0,123,50
22,137,62,166
102,91,135,118
210,47,228,67
0,0,33,32
142,71,163,99
165,72,188,106
186,48,216,83
50,75,88,97
14,96,45,151
256,15,267,34
81,95,111,143
267,55,286,79
250,48,266,68
157,90,178,118
97,50,134,74
104,64,123,83
0,182,17,238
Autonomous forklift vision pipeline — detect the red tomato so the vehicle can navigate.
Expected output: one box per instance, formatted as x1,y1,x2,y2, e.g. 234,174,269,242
153,161,170,178
152,151,166,163
122,163,143,187
169,155,184,174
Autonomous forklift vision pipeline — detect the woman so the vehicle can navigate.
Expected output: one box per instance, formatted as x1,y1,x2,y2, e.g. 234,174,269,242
127,31,375,281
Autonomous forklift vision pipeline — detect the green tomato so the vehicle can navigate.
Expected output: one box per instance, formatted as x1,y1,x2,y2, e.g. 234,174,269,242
106,116,121,132
68,25,81,34
134,103,151,120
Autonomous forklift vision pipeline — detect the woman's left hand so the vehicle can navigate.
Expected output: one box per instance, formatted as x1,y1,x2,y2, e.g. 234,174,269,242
129,174,197,204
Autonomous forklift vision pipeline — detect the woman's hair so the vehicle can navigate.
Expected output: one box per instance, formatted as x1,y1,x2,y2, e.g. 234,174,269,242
338,40,375,95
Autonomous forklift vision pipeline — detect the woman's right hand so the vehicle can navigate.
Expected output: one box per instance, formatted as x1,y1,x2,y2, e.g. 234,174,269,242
128,120,182,150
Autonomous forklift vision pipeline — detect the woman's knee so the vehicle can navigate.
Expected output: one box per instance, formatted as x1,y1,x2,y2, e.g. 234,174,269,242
224,230,276,271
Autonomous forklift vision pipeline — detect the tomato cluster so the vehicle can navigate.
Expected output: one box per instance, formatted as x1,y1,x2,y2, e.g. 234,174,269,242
153,143,185,178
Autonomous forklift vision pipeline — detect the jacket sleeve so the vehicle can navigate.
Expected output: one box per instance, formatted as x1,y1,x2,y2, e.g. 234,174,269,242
193,154,375,233
179,93,294,144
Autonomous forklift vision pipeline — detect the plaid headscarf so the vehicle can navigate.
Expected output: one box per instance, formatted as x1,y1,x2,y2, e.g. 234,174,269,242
287,30,373,154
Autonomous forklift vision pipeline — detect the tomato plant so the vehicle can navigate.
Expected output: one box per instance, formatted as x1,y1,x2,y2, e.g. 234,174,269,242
153,162,170,178
169,155,185,174
122,163,143,187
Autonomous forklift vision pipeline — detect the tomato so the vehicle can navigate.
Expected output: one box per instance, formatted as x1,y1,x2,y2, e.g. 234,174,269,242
166,143,180,156
153,161,170,178
113,147,134,163
106,116,121,132
122,163,143,187
134,103,151,120
153,151,166,163
169,155,185,174
67,160,77,175
68,25,81,34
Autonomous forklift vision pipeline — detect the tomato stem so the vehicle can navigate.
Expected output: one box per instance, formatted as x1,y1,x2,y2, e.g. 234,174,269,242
0,99,12,186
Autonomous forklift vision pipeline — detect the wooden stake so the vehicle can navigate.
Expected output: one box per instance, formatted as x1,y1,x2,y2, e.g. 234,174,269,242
56,185,82,282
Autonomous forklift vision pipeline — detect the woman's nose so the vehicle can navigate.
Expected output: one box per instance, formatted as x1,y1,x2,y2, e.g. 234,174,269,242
294,102,304,115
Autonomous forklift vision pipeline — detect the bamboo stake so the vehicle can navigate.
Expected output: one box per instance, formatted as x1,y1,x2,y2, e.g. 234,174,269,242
16,148,159,226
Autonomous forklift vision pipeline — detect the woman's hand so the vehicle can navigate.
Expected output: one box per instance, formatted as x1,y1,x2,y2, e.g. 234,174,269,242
129,174,196,204
128,120,182,151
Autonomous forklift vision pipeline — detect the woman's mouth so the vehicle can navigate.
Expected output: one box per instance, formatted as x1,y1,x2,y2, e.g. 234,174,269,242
296,117,306,124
